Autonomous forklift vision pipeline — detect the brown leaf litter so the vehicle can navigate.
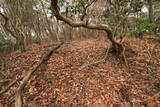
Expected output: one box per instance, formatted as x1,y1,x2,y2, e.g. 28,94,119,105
0,37,160,107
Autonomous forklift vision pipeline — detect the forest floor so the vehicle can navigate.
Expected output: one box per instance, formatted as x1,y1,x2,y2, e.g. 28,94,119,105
0,37,160,107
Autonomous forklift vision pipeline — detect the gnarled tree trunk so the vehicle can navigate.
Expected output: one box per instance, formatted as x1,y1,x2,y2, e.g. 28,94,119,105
50,0,123,53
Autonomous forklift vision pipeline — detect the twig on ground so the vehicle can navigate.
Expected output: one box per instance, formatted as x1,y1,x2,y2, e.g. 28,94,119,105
132,92,160,105
142,92,160,103
122,45,128,68
79,48,109,71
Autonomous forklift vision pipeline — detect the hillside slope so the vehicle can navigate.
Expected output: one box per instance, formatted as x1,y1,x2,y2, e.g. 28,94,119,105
0,38,160,107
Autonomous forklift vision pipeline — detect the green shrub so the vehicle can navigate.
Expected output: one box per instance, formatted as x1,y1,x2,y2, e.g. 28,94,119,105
131,21,159,37
0,39,15,54
0,39,15,47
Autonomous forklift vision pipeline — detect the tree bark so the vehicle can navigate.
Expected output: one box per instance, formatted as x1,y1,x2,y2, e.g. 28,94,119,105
148,0,154,23
0,12,18,40
50,0,123,53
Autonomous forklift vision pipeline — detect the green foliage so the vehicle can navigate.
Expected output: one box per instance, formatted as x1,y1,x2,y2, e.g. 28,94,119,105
58,0,65,7
0,37,15,54
67,5,81,14
130,0,143,13
4,0,38,5
0,37,14,47
97,16,116,26
131,20,159,37
45,75,54,85
64,0,88,15
98,15,127,27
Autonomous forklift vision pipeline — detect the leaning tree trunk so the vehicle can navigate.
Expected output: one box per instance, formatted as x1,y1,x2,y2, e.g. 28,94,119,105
148,0,154,23
50,0,123,53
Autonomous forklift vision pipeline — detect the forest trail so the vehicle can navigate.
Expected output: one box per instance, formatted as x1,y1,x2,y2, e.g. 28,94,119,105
0,37,160,106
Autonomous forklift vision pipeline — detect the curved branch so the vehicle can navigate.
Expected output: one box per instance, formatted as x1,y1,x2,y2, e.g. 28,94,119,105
50,0,116,43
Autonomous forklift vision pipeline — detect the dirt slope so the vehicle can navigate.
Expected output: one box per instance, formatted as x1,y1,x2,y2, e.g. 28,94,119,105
0,38,160,107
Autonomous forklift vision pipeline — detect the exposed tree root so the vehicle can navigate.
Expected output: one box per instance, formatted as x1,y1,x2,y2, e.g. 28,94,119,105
0,58,39,95
15,42,64,107
79,48,109,70
122,45,128,67
111,43,128,67
0,38,159,106
0,77,23,95
80,42,128,71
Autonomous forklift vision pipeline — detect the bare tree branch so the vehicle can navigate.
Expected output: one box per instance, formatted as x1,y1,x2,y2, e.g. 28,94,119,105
80,0,97,21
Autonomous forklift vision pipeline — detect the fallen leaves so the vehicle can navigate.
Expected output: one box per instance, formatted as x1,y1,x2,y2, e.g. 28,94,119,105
0,37,160,106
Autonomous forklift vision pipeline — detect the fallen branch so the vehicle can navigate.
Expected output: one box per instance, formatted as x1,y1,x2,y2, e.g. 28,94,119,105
15,42,64,107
